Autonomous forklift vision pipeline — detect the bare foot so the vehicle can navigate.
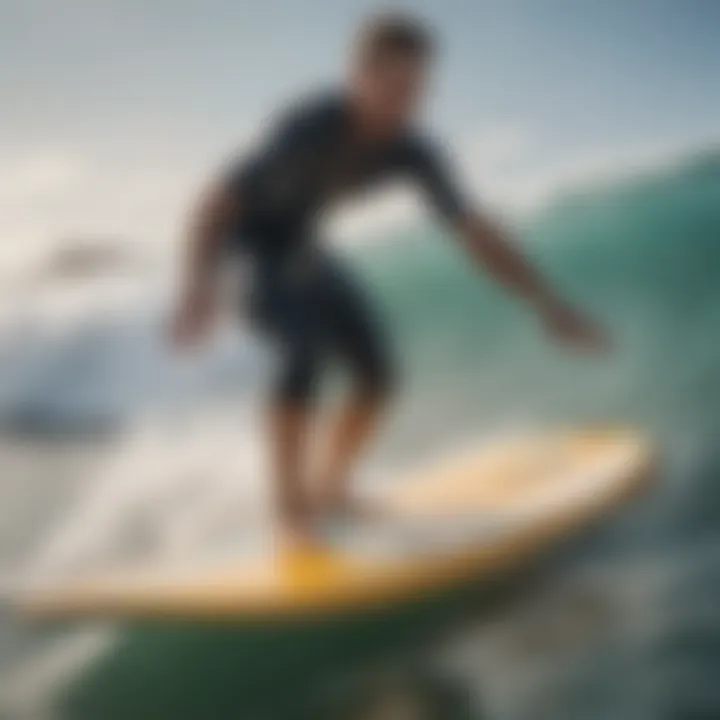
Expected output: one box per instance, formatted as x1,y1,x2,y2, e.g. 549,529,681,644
277,514,319,554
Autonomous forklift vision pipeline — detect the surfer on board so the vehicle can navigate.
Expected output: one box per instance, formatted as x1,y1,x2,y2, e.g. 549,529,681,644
171,13,607,547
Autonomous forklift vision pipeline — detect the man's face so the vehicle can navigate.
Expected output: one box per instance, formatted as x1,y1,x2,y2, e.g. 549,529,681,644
353,53,429,131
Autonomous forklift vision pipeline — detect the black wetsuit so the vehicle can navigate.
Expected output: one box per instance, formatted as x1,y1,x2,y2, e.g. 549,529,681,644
224,90,468,404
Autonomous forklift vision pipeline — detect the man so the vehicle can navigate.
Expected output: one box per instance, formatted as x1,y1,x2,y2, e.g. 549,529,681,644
171,14,606,546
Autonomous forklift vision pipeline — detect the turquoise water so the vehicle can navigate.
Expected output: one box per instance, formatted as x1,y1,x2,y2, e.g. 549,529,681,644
2,151,720,719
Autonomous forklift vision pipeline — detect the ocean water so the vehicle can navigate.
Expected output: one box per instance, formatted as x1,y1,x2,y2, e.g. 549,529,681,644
1,151,720,719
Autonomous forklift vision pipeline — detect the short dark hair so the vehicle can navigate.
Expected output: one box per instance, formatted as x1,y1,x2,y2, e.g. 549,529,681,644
356,12,436,63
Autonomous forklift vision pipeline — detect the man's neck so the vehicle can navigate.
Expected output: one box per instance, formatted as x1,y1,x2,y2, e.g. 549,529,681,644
346,89,405,144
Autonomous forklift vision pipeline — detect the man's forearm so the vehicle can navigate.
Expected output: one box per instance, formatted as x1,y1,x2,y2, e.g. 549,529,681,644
182,184,238,299
457,211,561,312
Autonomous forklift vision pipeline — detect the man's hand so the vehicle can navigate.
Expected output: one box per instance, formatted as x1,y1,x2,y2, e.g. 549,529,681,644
538,300,609,353
169,287,214,350
456,213,610,354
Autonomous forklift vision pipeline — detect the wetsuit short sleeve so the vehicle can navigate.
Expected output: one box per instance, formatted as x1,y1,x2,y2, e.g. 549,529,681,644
222,118,306,206
403,136,469,224
222,96,339,207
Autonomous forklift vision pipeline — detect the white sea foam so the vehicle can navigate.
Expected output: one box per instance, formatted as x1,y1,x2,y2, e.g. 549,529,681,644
21,399,274,587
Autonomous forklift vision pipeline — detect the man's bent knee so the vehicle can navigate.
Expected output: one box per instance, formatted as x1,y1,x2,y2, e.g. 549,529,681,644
273,352,320,407
354,359,398,405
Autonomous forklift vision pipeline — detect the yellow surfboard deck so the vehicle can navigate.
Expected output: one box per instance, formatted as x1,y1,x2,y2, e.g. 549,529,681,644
20,429,654,622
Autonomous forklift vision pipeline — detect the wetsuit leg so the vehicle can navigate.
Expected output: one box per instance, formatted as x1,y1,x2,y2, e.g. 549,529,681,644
320,257,397,401
248,251,395,405
249,266,327,407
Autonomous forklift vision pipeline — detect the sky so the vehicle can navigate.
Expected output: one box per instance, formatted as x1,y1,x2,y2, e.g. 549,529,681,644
2,0,719,276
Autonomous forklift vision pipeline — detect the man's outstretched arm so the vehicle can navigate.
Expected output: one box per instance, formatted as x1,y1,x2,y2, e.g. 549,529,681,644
411,139,606,350
454,210,607,349
171,182,241,348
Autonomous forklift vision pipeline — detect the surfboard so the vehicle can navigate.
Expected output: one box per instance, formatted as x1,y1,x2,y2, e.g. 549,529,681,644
18,429,654,622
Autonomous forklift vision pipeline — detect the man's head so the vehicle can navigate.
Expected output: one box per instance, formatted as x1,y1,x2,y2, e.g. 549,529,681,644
350,13,436,133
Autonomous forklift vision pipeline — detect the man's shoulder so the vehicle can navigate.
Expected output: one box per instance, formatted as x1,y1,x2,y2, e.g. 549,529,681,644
395,126,445,166
272,87,348,137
